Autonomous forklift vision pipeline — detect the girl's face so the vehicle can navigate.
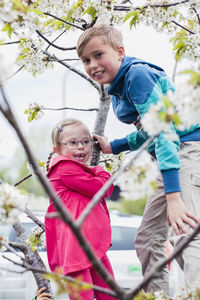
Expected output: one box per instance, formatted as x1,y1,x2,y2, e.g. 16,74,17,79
55,124,92,165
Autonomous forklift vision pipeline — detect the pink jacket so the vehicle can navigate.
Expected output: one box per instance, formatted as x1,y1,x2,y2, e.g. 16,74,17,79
45,155,113,275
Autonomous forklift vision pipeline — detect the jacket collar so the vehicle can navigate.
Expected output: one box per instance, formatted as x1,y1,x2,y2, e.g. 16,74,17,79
107,56,165,96
47,155,95,176
107,56,139,96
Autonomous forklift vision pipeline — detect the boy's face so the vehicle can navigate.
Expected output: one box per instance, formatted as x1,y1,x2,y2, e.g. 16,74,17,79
80,36,125,85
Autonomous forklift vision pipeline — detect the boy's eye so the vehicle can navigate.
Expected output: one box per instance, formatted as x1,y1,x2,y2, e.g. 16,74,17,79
82,58,90,65
96,53,102,59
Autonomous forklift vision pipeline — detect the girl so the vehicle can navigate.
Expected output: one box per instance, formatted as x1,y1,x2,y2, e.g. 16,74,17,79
45,118,115,300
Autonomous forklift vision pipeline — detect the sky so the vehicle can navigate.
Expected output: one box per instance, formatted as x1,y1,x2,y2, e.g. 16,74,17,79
0,22,176,170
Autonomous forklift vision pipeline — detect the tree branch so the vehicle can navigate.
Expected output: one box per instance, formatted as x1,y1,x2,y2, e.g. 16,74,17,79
46,29,67,51
25,207,45,231
0,86,125,299
77,136,156,227
172,20,194,34
14,173,32,186
42,106,98,112
114,0,190,11
1,41,20,45
2,66,24,82
192,5,200,25
43,50,101,92
1,255,117,298
36,30,76,51
126,222,200,299
43,12,84,31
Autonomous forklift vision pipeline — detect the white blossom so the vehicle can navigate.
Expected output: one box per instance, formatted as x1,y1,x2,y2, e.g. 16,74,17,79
141,102,170,135
169,84,200,130
0,236,9,252
26,226,46,251
117,151,159,201
0,183,25,224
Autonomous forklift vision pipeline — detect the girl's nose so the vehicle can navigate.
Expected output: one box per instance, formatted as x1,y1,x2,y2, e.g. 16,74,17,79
77,141,84,149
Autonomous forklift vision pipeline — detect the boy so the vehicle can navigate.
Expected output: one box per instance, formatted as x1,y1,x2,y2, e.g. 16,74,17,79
76,24,200,294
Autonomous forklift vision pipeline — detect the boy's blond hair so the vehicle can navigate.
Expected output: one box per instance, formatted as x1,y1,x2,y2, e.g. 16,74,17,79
76,24,124,57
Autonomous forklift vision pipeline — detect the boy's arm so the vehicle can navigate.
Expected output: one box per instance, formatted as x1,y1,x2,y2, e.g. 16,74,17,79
126,66,199,233
93,132,145,154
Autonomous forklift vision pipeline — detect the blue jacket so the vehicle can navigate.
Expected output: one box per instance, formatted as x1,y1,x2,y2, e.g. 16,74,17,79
107,56,200,193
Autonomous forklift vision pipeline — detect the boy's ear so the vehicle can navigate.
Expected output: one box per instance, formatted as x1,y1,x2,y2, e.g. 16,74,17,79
118,46,125,58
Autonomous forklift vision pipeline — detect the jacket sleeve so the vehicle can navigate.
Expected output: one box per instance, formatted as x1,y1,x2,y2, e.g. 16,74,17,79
59,161,111,198
126,65,181,193
92,166,114,198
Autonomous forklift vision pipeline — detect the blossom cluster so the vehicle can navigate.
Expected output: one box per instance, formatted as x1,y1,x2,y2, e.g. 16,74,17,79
169,84,200,130
117,151,159,201
27,226,46,251
0,183,25,224
99,152,127,175
141,101,175,136
0,236,9,252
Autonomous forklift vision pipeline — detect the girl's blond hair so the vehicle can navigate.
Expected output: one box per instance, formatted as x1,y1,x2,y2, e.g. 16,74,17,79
46,118,90,171
76,24,124,57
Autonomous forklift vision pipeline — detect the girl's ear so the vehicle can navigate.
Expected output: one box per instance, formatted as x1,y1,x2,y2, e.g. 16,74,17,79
53,145,60,154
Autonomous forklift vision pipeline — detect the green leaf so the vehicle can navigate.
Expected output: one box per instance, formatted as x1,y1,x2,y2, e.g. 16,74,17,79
2,23,14,39
84,5,97,20
17,54,27,61
123,11,135,22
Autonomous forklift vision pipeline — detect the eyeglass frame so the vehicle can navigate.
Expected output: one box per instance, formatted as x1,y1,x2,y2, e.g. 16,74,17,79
58,138,97,150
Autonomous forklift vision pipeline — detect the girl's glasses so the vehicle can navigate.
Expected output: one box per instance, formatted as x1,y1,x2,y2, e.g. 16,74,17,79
59,138,92,150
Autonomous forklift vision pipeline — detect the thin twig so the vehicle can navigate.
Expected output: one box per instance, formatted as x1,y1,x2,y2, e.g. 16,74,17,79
25,207,45,231
172,60,178,83
43,50,100,93
42,106,98,112
172,20,194,34
114,0,189,11
36,30,76,51
77,136,156,227
44,12,84,31
2,66,24,82
46,29,67,51
126,222,200,299
1,41,20,45
14,173,32,186
0,256,117,298
192,5,200,25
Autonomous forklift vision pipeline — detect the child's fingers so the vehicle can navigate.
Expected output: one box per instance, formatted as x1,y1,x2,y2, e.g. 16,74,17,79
40,293,52,297
39,293,52,299
37,287,46,296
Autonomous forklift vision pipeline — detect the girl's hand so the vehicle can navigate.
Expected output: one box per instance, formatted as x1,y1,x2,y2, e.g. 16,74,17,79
36,287,52,300
166,192,199,235
92,134,112,154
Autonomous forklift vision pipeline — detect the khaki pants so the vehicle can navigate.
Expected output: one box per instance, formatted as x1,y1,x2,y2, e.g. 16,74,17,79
135,141,200,295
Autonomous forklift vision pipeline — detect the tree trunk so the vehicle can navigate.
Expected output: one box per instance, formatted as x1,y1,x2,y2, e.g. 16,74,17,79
13,222,54,299
90,92,111,166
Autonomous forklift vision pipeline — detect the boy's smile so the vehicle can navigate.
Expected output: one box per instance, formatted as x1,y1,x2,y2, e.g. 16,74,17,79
81,36,125,85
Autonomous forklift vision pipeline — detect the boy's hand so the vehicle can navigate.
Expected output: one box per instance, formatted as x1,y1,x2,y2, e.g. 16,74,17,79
92,134,112,154
36,287,52,300
166,192,199,235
